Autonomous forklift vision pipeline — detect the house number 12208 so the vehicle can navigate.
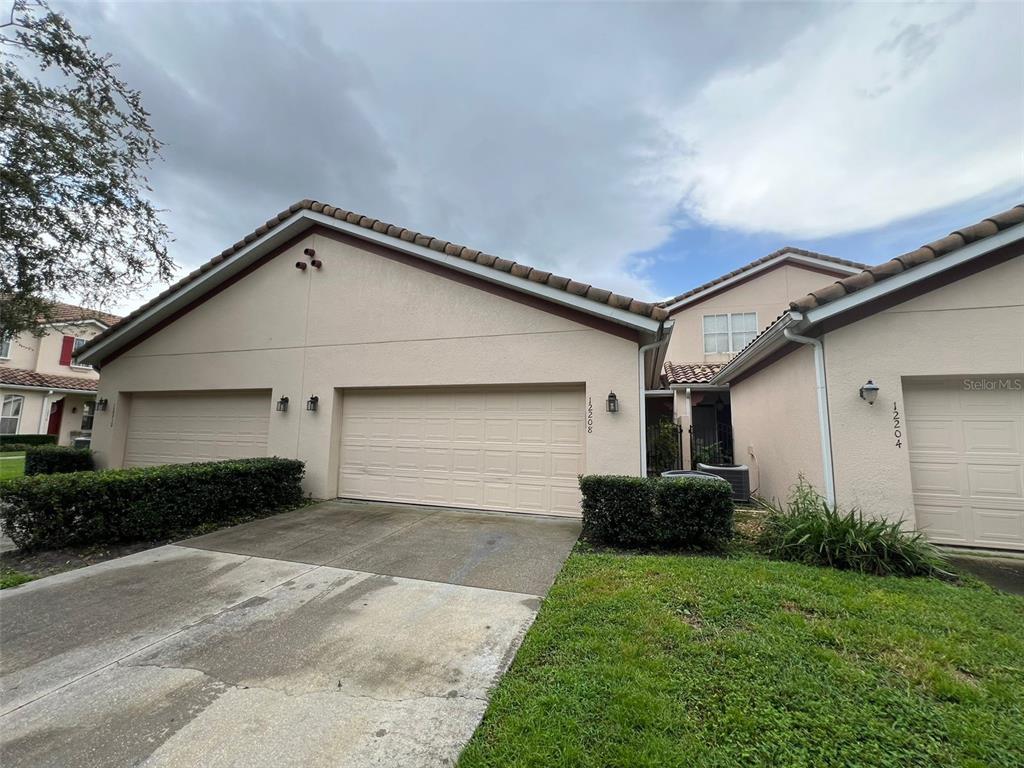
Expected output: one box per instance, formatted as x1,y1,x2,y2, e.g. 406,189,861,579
892,401,902,448
587,397,593,433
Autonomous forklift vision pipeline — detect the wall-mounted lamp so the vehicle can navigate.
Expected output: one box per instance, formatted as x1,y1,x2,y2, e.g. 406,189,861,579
606,391,619,413
859,380,879,405
276,396,289,412
306,395,319,412
95,398,109,411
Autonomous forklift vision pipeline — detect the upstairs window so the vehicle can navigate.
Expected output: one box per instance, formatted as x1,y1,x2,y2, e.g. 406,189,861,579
730,312,758,351
703,312,758,354
72,337,92,369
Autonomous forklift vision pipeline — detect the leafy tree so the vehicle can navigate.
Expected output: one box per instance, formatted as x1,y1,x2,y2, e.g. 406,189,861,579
1,0,173,335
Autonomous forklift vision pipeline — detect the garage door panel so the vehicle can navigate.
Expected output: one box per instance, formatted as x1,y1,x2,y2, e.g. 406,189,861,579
909,460,962,495
963,419,1019,454
906,378,1023,551
339,386,584,516
125,391,270,467
967,464,1023,497
914,501,971,544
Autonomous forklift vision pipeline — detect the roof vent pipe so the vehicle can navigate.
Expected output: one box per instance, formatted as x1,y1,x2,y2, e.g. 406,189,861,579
783,326,836,507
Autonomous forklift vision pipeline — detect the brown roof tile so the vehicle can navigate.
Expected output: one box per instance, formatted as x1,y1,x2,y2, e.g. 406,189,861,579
662,361,724,385
659,247,868,310
0,367,98,392
48,302,121,328
790,204,1024,312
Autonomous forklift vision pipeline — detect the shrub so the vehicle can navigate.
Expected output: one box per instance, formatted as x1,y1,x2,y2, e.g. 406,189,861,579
655,477,734,547
579,475,658,547
0,457,305,550
758,477,947,577
579,475,733,549
0,434,57,450
24,445,94,475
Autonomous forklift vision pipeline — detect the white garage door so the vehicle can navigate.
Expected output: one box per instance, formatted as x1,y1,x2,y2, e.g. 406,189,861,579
338,386,585,516
906,377,1024,551
124,390,271,467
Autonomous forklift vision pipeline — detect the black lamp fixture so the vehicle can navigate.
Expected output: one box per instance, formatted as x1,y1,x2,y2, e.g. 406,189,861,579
95,397,109,411
276,396,289,412
859,379,880,405
606,391,619,413
306,395,319,412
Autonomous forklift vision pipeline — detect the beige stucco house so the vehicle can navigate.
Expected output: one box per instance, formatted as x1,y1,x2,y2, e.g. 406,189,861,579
0,303,120,446
714,205,1024,551
649,248,867,469
77,200,674,516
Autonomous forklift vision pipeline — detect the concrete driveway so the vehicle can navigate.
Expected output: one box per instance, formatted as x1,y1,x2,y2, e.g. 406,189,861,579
0,500,580,767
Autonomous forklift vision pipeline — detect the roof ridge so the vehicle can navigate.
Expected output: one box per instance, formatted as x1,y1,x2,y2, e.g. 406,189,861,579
658,247,869,309
790,203,1024,312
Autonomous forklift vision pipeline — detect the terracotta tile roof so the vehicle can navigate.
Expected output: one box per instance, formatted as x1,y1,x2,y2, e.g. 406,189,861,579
659,247,868,310
662,361,724,385
82,199,671,357
48,301,121,327
0,367,98,392
791,204,1024,312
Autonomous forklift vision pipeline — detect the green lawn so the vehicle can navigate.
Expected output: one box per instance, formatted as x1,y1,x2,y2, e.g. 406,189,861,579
0,452,25,480
459,548,1024,768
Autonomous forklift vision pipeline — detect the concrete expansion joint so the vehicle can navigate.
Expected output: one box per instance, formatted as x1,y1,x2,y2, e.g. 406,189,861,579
123,659,489,705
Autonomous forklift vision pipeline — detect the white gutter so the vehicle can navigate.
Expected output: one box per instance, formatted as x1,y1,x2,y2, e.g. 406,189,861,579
783,326,836,506
638,329,671,477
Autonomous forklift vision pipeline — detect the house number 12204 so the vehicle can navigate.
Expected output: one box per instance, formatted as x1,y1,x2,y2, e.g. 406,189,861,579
892,401,902,448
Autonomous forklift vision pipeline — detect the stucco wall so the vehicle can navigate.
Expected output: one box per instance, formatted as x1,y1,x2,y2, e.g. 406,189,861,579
92,231,645,499
824,254,1024,524
665,264,844,364
729,344,825,505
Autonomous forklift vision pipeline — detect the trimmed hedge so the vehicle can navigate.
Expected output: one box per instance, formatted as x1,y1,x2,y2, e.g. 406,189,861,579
0,434,57,450
579,475,733,549
0,457,306,550
24,446,94,475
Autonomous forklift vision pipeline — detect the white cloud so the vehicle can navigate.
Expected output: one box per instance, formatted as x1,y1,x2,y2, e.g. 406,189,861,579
54,1,1023,317
668,3,1024,237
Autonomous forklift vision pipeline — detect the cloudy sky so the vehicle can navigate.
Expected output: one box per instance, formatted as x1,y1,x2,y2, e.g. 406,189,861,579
58,0,1024,312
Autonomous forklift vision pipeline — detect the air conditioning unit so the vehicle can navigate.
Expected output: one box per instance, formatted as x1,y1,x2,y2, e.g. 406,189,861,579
697,463,750,503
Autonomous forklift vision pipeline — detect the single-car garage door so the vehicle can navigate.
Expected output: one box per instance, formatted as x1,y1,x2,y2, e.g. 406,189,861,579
338,386,585,516
906,377,1024,551
124,390,271,467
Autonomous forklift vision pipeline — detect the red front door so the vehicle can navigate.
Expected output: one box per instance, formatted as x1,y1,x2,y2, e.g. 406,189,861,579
47,399,65,436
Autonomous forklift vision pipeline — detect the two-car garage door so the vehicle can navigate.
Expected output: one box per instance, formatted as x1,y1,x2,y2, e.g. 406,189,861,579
338,386,585,516
906,378,1024,551
124,391,270,467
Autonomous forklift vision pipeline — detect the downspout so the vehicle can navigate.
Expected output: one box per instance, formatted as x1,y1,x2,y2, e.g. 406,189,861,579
638,326,670,477
783,327,836,506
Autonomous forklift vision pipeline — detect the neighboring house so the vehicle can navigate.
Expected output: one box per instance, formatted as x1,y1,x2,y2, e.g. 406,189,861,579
714,205,1024,551
650,248,867,468
0,303,121,446
76,200,674,516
